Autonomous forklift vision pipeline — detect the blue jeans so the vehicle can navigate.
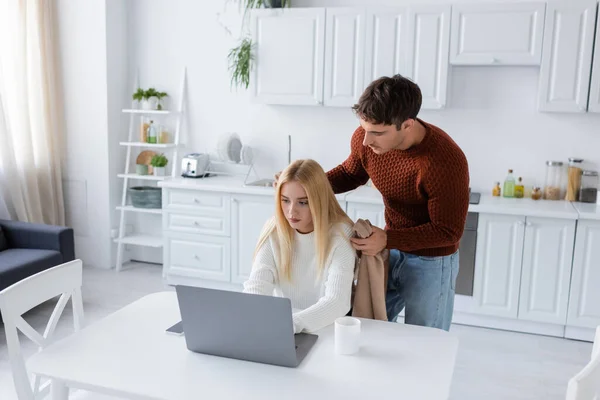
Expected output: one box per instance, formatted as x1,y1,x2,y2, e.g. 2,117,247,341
386,249,459,331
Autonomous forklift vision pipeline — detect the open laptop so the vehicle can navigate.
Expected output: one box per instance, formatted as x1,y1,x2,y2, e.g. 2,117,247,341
174,285,318,368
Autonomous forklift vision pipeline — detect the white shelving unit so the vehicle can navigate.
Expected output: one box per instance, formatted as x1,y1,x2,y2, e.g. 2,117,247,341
115,68,187,271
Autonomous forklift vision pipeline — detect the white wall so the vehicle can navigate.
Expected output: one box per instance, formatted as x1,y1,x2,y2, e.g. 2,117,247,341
57,0,112,269
127,0,600,195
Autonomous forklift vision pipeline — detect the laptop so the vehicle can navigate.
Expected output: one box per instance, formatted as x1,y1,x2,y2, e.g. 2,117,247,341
174,285,318,368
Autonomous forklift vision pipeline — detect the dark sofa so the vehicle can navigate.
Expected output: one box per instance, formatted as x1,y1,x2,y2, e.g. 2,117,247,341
0,219,75,292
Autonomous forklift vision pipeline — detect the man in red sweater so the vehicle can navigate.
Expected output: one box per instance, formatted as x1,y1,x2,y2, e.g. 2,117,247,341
327,75,470,331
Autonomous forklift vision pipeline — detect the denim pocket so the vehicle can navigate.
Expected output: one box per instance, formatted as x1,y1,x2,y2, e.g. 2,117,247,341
418,255,439,261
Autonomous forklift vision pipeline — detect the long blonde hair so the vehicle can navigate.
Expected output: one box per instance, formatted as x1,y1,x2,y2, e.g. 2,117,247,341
254,159,353,281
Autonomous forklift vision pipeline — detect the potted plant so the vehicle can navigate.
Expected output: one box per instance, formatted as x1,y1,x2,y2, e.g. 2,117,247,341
144,88,160,110
226,0,290,90
132,88,146,108
150,153,168,176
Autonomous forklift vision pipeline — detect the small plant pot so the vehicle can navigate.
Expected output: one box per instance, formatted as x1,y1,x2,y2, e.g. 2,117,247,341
142,97,159,110
157,97,168,111
135,164,148,175
153,166,166,176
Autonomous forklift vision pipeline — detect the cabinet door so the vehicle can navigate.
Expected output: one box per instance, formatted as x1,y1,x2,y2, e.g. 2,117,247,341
472,214,525,318
364,8,409,85
346,202,385,229
164,233,231,282
231,195,275,284
405,4,451,109
250,9,325,105
323,8,366,107
518,217,575,324
537,1,597,112
450,2,545,65
588,12,600,113
567,220,600,328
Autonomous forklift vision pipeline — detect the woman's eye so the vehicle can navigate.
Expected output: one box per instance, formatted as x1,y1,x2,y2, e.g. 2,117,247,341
281,198,290,203
299,201,308,206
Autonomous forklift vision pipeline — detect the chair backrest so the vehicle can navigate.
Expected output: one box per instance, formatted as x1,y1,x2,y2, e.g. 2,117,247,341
0,259,84,400
566,326,600,400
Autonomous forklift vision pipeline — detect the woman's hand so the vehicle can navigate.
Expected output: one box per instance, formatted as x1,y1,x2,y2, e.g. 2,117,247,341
350,226,387,255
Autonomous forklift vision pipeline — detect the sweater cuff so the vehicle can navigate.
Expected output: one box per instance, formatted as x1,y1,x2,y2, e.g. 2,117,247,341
292,314,304,334
385,229,404,250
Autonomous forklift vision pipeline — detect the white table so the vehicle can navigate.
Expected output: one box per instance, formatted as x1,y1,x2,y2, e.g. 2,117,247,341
28,292,459,400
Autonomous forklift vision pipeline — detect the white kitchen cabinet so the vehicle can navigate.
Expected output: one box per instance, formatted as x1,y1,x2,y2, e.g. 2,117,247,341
537,0,597,112
567,220,600,329
471,214,525,319
324,8,366,107
250,8,325,105
346,202,385,230
588,11,600,113
164,232,231,282
405,4,451,109
230,195,274,284
518,217,575,325
364,7,409,84
450,2,545,65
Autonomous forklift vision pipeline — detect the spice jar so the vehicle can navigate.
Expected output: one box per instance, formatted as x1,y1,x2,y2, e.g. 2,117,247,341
579,170,599,203
566,158,584,201
492,182,501,197
532,186,542,200
544,161,564,200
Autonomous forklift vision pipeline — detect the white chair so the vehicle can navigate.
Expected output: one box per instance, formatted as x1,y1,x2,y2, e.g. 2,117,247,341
566,326,600,400
0,260,116,400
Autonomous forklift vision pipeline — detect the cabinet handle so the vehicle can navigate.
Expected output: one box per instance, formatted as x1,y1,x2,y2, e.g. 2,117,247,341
194,254,200,260
193,221,200,226
193,198,200,203
489,58,498,64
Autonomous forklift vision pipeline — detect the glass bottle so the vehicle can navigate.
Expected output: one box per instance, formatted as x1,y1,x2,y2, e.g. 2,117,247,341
147,120,157,144
532,186,542,200
566,158,584,201
503,169,515,198
492,182,501,197
544,161,564,200
579,170,599,203
514,177,524,198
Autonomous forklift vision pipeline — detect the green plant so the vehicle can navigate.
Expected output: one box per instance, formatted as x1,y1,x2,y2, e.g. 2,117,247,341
227,0,290,90
145,88,159,98
150,153,168,168
155,91,168,110
228,37,254,89
132,88,146,101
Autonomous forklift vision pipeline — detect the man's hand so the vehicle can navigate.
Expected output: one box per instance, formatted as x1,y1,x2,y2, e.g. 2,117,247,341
350,226,387,256
273,171,281,187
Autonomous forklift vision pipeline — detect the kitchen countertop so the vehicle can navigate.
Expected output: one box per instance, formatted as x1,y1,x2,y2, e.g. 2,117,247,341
344,186,580,220
160,176,581,220
571,202,600,221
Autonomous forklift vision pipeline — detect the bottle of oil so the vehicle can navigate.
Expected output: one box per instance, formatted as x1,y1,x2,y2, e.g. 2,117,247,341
503,169,515,198
514,177,524,198
492,182,501,197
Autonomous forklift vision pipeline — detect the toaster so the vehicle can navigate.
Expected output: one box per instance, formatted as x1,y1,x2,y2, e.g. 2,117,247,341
181,153,210,178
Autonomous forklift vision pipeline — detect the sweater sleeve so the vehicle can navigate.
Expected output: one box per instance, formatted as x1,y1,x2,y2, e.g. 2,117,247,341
386,149,470,251
326,127,370,194
242,234,278,296
292,233,356,333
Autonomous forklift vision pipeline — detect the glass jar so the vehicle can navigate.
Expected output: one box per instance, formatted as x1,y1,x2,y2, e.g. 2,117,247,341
566,158,584,201
532,186,542,200
544,161,564,200
579,170,599,203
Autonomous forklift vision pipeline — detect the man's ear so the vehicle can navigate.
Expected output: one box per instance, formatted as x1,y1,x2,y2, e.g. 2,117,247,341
402,118,415,131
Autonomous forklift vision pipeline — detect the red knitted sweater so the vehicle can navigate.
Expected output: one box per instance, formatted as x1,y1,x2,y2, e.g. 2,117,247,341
327,119,470,256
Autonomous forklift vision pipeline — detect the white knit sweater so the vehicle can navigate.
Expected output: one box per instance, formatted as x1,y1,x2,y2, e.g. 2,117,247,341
243,221,356,334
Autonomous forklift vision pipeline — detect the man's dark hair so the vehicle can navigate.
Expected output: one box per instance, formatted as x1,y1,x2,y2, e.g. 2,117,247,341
352,74,422,129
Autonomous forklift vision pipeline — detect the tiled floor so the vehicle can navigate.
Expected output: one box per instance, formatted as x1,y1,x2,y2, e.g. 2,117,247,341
0,263,593,399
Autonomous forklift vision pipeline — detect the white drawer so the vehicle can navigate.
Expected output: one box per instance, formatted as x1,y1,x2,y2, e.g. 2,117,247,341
165,190,230,215
166,234,231,282
167,213,230,236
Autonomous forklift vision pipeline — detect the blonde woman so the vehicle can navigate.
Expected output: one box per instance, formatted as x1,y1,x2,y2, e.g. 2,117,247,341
243,159,356,334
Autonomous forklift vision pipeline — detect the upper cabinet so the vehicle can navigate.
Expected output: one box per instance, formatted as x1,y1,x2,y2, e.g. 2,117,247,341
250,9,325,106
364,8,409,84
537,1,597,112
323,8,366,107
450,2,545,65
588,8,600,113
405,5,451,109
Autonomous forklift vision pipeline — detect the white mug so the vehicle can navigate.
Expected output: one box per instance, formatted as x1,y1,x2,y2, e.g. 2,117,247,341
335,317,361,355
